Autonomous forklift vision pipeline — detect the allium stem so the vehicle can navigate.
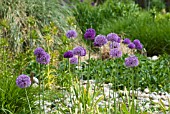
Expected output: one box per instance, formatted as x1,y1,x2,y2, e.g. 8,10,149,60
42,71,45,114
25,89,33,114
131,68,135,114
39,64,41,114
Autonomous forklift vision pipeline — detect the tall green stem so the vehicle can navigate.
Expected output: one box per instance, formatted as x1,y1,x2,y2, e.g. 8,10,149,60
25,89,33,114
39,64,41,114
131,68,135,114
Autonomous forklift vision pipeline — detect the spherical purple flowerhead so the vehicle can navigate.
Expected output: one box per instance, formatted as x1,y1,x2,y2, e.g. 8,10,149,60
36,52,50,64
125,55,139,67
63,50,74,58
66,30,77,38
94,35,108,47
70,57,78,64
107,33,120,42
136,43,143,50
73,46,86,56
133,39,143,50
117,37,121,43
34,47,45,56
84,28,96,40
122,38,131,44
128,43,136,49
110,48,122,58
16,74,31,88
110,42,120,49
133,39,140,45
91,2,95,6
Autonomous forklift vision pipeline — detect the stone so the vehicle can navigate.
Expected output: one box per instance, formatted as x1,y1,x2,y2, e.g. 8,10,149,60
32,83,38,88
33,77,39,84
152,55,159,60
144,88,150,94
149,93,157,100
152,99,159,104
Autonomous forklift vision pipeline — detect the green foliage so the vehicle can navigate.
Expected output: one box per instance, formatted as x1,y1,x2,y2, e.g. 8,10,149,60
57,54,170,92
0,50,38,114
100,11,170,56
73,0,139,34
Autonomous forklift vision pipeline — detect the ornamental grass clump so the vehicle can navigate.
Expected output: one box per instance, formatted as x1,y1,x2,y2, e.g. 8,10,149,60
16,74,32,114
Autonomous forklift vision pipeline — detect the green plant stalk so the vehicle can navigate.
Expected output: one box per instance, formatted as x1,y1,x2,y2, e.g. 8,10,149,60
39,64,41,114
114,59,117,113
42,70,45,114
131,68,135,114
25,88,33,114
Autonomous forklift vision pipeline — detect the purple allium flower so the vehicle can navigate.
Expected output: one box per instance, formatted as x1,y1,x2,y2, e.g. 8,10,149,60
128,43,136,49
117,37,121,43
133,39,143,50
66,30,77,38
110,42,120,49
133,39,141,46
36,52,50,64
64,50,74,58
73,46,86,56
136,43,143,50
122,38,131,44
110,48,122,58
93,42,100,47
94,35,108,47
91,2,95,6
107,33,120,42
80,0,83,2
70,57,78,64
125,55,139,67
84,28,96,40
16,74,31,88
34,47,45,56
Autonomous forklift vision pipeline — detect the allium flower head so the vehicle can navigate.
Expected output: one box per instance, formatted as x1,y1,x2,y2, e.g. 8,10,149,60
66,30,77,38
107,33,120,42
133,39,143,50
94,35,107,47
122,38,131,44
16,74,31,88
110,48,122,58
125,55,139,67
117,37,121,43
136,43,143,50
73,46,86,56
64,50,74,58
84,28,96,40
128,43,136,49
36,52,50,64
110,42,120,49
34,47,45,56
70,57,78,64
133,39,141,46
91,2,95,6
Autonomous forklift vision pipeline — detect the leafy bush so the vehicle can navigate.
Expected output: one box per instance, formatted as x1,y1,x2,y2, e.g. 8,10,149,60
99,12,170,56
57,54,170,92
73,0,139,34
